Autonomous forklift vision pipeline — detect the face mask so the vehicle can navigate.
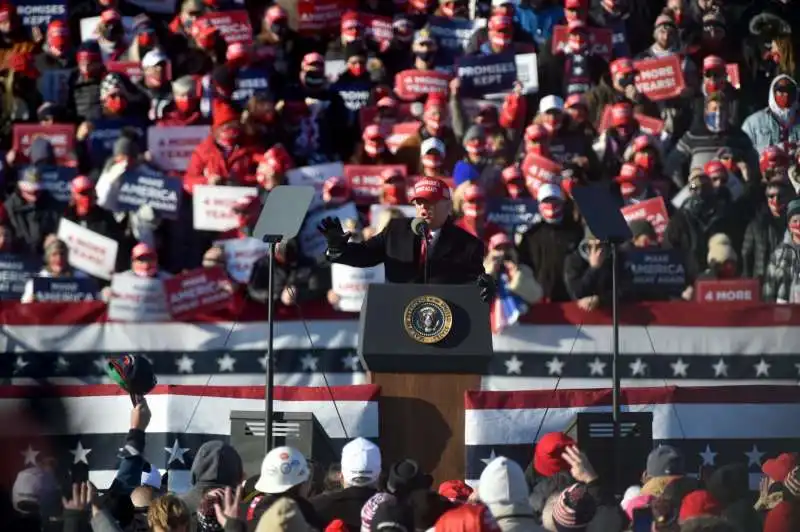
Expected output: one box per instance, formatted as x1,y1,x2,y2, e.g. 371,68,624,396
774,88,794,109
717,261,737,279
619,181,639,198
789,219,800,238
539,200,563,223
348,62,365,77
73,193,92,215
383,184,405,205
105,95,127,114
422,154,442,173
133,257,158,277
302,71,325,89
174,96,195,113
462,201,484,218
216,126,240,149
364,139,385,156
465,140,484,158
507,183,525,198
704,110,725,132
138,31,154,49
490,32,512,50
542,113,560,133
703,77,722,94
424,116,443,136
634,152,656,173
767,193,783,217
415,50,436,64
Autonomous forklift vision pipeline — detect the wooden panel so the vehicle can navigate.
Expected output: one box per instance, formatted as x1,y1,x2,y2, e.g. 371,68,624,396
370,372,480,485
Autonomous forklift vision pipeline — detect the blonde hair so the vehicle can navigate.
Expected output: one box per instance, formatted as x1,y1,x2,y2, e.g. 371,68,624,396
147,494,190,531
775,36,797,78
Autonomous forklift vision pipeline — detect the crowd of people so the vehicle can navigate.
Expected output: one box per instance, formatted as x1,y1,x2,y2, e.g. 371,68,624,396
8,399,800,531
1,0,800,317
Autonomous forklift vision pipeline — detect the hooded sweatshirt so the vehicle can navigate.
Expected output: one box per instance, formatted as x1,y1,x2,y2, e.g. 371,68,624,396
181,441,244,514
479,457,545,532
742,75,800,153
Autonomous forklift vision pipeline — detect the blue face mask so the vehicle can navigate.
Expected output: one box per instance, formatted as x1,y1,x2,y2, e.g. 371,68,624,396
704,110,725,132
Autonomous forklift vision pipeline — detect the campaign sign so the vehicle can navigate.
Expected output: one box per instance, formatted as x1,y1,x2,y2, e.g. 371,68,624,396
428,16,478,63
299,202,359,259
696,278,761,304
0,254,40,300
598,105,665,136
32,277,100,302
232,67,270,106
57,218,119,281
625,249,686,300
369,204,417,228
551,25,613,61
394,70,451,101
484,53,539,98
387,122,420,154
106,61,144,84
297,0,355,35
620,196,670,240
726,63,740,90
147,125,210,172
486,198,538,233
193,185,258,232
38,69,71,107
331,81,372,113
35,165,78,203
80,15,135,43
87,119,147,168
634,55,686,101
286,162,345,212
15,0,67,33
456,52,517,98
360,13,392,49
212,237,270,283
163,266,234,320
107,273,169,322
117,166,182,220
201,10,253,45
522,153,562,184
12,124,75,165
330,262,385,312
344,164,408,205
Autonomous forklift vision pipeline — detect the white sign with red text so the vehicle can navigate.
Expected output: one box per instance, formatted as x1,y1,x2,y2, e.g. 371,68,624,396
213,237,270,284
56,219,118,281
193,185,258,232
331,263,385,312
147,126,210,172
107,272,169,322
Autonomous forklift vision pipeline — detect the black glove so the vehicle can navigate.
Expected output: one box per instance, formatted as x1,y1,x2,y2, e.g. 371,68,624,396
477,273,495,303
317,216,351,252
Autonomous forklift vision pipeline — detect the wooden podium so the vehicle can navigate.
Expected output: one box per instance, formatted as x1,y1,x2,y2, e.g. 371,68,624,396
358,284,492,484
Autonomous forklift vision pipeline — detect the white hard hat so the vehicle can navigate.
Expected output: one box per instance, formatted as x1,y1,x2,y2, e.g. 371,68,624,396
254,446,310,495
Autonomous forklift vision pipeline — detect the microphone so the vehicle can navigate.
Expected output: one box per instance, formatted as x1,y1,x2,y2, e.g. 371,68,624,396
411,217,429,237
411,218,430,284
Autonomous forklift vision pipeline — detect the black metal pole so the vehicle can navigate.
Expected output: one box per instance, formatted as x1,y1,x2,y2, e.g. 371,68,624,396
611,242,621,498
264,236,281,455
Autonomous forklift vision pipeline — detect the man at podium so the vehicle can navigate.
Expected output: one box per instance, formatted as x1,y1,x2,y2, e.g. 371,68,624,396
318,178,491,297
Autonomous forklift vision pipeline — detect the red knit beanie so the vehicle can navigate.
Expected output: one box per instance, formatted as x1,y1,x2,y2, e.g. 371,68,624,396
678,490,721,523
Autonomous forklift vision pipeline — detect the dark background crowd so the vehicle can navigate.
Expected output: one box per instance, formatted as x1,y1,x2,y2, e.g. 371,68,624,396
2,0,800,320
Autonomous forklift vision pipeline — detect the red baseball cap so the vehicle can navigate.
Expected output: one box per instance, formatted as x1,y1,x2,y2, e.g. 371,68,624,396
703,55,725,72
409,178,451,203
438,479,473,502
488,232,512,250
565,0,587,9
703,160,727,179
132,242,156,260
71,175,93,194
610,58,635,78
533,432,576,477
763,453,798,483
610,102,634,127
679,490,721,523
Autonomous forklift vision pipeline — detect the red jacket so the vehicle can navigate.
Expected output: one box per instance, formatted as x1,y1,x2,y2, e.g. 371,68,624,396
183,135,259,194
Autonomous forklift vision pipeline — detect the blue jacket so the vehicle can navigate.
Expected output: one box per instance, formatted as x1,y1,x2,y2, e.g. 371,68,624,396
742,75,800,153
515,4,563,48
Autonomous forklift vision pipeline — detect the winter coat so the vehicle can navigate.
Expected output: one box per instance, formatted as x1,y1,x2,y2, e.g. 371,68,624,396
67,73,102,123
763,241,800,303
310,486,377,531
742,75,800,154
3,191,61,256
664,120,760,188
742,207,786,282
183,135,259,194
517,217,584,302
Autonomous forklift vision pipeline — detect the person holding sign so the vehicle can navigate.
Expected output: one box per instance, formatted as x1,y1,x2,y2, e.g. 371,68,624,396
63,176,127,261
319,177,491,297
21,236,89,303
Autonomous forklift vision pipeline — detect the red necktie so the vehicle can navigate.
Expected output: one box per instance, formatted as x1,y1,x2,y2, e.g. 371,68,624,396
419,230,431,277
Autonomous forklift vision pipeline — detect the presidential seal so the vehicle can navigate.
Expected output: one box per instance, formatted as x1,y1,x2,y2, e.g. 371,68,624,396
403,295,453,344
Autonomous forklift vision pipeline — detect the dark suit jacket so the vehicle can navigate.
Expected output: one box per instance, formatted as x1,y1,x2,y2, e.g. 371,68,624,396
332,218,485,284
